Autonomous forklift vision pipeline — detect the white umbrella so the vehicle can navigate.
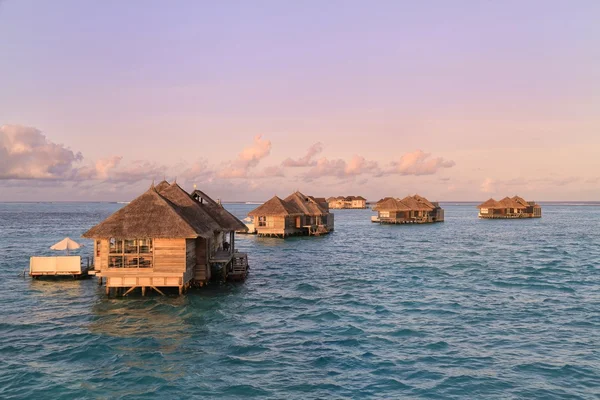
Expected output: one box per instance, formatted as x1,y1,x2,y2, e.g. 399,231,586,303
50,237,84,255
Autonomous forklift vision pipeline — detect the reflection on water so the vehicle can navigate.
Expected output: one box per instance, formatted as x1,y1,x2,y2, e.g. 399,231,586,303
28,277,88,298
89,297,191,348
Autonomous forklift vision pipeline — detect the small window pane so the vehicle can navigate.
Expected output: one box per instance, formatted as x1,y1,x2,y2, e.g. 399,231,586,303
109,256,123,268
109,238,123,253
139,257,152,268
139,239,152,253
124,239,137,254
124,255,139,268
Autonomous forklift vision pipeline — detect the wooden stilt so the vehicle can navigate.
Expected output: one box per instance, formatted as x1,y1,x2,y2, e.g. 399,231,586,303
123,286,137,296
105,285,110,296
178,285,183,295
142,286,146,296
150,286,165,296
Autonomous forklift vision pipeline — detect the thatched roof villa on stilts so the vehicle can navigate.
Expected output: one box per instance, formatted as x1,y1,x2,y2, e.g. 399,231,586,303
247,191,334,238
82,181,249,297
326,196,368,209
477,196,541,218
372,194,444,224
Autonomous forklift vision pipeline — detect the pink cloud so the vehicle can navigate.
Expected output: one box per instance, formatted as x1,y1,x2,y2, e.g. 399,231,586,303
480,177,496,193
218,135,272,179
303,155,380,181
389,150,455,176
0,125,83,179
179,159,215,183
236,134,271,168
282,142,323,167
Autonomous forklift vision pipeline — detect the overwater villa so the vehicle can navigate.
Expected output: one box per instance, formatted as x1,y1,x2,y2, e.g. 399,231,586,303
372,194,444,224
82,181,249,296
247,191,334,237
327,196,367,209
477,196,541,219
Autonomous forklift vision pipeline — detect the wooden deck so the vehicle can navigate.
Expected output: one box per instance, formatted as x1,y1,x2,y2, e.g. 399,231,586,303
479,213,541,219
227,252,249,281
210,250,234,263
372,217,440,224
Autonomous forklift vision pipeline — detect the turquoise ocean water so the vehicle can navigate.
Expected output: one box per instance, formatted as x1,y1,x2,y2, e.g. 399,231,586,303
0,202,599,399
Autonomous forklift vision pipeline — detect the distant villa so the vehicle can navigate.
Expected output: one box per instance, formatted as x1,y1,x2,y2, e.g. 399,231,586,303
246,191,334,238
372,195,444,224
327,196,367,209
477,196,541,219
83,180,249,296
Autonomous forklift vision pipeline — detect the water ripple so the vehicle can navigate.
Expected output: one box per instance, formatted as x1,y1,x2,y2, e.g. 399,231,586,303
0,203,599,399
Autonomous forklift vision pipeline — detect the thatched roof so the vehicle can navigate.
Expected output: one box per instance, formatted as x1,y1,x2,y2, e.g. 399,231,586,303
512,195,539,208
83,187,201,239
155,180,171,192
84,181,249,238
399,196,434,211
190,189,247,231
285,191,328,216
248,196,302,217
477,198,501,209
413,194,436,209
499,196,527,209
249,191,330,217
477,196,529,209
344,195,366,201
158,183,222,235
373,197,410,211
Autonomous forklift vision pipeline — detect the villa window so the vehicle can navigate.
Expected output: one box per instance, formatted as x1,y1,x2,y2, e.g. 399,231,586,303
109,238,153,268
258,216,267,227
380,211,390,218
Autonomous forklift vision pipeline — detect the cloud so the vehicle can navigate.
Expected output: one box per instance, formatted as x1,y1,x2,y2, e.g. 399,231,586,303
480,176,580,194
218,135,272,179
480,177,495,193
235,134,271,168
179,159,215,183
258,165,285,178
389,150,455,176
104,160,166,183
282,142,323,167
304,155,381,181
0,125,83,179
76,156,123,180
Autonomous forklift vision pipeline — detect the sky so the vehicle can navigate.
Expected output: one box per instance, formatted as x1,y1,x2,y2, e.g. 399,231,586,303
1,0,599,201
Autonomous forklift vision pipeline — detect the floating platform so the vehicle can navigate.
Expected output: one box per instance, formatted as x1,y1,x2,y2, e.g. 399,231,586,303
29,256,89,278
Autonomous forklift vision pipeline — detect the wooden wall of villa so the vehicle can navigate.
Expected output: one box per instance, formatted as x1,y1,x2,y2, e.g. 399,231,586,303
83,181,249,296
